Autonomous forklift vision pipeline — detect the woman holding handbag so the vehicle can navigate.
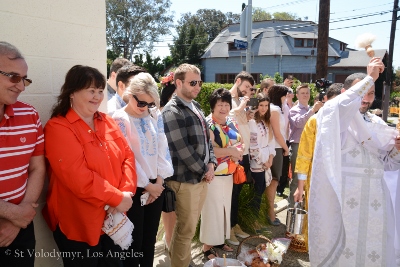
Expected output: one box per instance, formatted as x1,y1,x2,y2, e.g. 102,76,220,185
112,72,173,267
200,88,244,260
248,93,276,214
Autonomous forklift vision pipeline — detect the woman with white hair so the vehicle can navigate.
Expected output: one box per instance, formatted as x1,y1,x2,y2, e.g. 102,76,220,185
112,72,174,267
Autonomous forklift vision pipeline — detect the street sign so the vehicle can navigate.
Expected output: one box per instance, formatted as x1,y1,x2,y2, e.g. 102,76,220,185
234,39,248,49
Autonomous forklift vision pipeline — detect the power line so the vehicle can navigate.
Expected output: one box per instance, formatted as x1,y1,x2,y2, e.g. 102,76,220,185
330,10,392,23
330,2,393,15
255,0,316,11
330,20,392,30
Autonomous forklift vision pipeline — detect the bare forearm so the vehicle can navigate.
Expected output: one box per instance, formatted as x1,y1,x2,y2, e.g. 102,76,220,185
0,200,19,221
22,155,45,204
213,147,234,158
297,180,305,191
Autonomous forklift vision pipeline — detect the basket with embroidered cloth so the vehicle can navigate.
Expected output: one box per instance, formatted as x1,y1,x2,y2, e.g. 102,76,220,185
235,235,291,267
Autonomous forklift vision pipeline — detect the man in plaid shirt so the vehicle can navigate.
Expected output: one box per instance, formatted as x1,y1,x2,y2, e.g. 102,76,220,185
162,64,217,267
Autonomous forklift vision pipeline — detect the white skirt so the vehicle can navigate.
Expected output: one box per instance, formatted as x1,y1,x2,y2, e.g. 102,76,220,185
200,174,233,245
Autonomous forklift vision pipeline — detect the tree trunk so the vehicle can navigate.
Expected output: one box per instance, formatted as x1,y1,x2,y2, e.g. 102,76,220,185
316,0,330,79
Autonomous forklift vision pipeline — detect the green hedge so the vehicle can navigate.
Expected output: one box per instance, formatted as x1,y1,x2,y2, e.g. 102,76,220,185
159,81,320,116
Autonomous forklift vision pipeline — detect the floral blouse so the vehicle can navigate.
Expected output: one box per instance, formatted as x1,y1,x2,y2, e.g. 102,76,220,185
113,108,174,188
206,115,242,175
249,119,276,172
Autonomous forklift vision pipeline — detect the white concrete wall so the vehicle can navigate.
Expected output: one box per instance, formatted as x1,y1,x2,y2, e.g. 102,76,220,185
0,1,107,266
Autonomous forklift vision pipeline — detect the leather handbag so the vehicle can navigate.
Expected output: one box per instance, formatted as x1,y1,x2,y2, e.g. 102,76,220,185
162,182,176,213
233,164,247,184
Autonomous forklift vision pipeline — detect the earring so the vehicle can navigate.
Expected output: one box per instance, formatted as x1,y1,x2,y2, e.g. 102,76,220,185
70,98,73,108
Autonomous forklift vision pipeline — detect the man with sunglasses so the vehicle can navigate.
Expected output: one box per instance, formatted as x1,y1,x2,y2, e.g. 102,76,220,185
162,64,217,267
0,42,45,266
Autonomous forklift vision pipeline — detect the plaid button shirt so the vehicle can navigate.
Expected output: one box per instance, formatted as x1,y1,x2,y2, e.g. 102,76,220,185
162,95,217,184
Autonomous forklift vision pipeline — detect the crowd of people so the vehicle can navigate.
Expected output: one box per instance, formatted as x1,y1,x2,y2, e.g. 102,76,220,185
1,40,400,267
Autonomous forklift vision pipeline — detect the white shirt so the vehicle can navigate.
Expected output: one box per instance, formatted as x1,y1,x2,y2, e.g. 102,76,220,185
270,103,288,148
113,108,174,188
107,94,126,117
248,119,276,172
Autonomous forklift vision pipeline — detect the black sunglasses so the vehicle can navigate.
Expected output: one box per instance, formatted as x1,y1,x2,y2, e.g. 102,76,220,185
184,80,203,87
133,95,156,108
0,70,32,86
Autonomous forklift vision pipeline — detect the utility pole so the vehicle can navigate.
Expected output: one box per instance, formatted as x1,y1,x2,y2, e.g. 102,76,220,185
316,0,330,79
382,0,399,121
246,0,252,74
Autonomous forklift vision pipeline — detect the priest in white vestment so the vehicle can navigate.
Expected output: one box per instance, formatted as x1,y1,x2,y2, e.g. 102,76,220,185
308,58,400,267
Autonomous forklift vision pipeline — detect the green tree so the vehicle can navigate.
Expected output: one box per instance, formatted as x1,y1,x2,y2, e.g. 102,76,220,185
106,0,174,60
393,69,400,92
132,53,165,81
177,9,230,42
253,7,272,21
106,49,122,77
171,9,240,64
226,12,241,25
170,23,208,65
272,12,300,20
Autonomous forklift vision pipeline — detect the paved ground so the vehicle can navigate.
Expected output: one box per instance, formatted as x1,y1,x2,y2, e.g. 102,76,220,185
153,116,399,266
153,198,310,267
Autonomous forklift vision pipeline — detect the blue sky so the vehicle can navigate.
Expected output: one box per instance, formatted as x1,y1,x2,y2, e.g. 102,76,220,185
153,0,399,69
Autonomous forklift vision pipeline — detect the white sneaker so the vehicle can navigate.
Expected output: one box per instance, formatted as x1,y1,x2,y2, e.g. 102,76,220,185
227,228,240,245
233,224,250,238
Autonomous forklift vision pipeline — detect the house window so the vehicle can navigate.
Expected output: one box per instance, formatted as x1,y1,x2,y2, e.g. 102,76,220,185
294,39,304,47
340,42,347,51
216,73,261,84
295,38,317,48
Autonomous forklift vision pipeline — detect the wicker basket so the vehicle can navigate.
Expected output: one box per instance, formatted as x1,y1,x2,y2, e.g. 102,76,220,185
285,233,308,253
236,235,282,267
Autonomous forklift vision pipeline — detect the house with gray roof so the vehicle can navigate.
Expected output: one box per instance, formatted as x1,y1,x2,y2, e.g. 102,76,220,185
200,20,387,88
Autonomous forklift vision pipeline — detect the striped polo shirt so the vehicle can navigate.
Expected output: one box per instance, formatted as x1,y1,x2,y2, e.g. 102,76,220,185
0,101,44,204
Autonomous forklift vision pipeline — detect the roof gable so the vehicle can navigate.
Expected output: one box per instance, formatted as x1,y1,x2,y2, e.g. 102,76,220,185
202,20,341,59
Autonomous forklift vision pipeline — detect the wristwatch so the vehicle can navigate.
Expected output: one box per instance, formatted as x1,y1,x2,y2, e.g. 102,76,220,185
210,162,217,170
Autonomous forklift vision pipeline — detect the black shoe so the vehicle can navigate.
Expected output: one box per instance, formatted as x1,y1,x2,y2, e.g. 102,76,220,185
276,192,283,197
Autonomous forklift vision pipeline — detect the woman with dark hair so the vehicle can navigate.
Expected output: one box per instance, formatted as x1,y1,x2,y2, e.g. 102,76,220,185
159,72,177,251
43,65,137,267
248,93,275,214
160,72,176,109
266,85,289,226
200,88,244,260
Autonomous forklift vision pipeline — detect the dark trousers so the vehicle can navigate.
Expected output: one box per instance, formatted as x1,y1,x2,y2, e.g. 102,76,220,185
53,225,122,267
124,186,163,267
277,141,291,194
251,171,266,213
231,154,250,227
0,222,35,267
289,142,300,207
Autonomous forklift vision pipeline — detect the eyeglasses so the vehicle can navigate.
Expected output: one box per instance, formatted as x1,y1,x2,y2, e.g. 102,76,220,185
0,70,32,86
132,95,156,108
184,80,203,87
251,88,256,92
